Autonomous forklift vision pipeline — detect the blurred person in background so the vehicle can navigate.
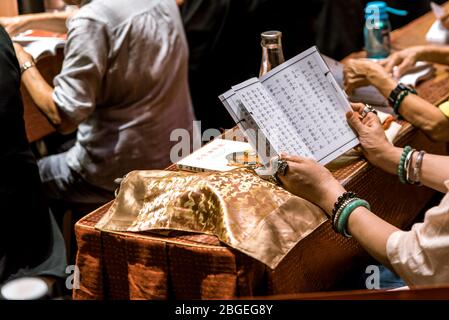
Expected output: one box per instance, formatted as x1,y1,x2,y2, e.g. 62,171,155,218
344,47,449,142
7,0,195,215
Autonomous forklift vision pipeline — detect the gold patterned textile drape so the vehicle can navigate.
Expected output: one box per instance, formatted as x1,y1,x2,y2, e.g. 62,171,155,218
96,169,327,268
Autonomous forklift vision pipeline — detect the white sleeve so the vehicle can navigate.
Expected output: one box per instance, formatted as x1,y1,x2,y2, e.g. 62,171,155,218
386,192,449,286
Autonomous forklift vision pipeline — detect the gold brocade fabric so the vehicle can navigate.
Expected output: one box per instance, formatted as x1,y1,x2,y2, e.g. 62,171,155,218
96,168,327,269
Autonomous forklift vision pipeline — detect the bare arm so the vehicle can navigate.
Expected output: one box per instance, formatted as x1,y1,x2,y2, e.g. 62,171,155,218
279,155,400,270
15,44,76,134
419,45,449,65
281,107,449,277
346,207,399,269
345,59,449,142
370,145,449,193
346,144,449,271
383,45,449,73
374,77,449,142
0,10,77,35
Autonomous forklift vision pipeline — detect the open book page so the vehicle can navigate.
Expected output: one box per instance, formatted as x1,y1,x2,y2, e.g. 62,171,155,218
13,30,66,60
231,78,314,161
20,39,65,60
219,89,273,164
259,47,359,164
219,89,259,133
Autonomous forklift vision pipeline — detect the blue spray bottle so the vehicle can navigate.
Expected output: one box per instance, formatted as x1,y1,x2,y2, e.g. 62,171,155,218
364,1,408,59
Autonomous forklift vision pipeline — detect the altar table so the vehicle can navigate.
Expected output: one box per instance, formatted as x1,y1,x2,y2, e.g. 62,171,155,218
73,5,449,299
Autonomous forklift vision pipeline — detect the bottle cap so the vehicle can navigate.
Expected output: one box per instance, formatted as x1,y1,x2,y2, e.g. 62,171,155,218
1,277,49,300
261,30,282,40
365,1,408,19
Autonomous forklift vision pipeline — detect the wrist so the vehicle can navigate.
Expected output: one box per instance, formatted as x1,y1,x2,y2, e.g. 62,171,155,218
17,15,34,31
17,52,33,66
21,13,48,31
414,46,432,61
20,59,36,75
374,76,397,98
346,206,369,236
320,184,347,216
372,146,402,173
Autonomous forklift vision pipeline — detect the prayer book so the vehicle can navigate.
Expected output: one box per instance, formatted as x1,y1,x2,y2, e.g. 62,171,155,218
219,46,359,165
426,2,449,44
176,139,256,172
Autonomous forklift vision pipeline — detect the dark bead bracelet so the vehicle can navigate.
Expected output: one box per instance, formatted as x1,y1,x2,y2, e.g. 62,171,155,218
331,191,357,218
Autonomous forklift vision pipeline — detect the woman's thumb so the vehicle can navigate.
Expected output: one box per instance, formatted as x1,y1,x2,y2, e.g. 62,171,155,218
346,111,363,134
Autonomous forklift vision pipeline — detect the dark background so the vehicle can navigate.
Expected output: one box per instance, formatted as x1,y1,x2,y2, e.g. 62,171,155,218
16,0,448,131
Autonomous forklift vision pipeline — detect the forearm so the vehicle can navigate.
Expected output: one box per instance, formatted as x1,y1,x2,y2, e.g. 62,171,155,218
371,74,449,142
347,207,399,269
418,153,449,192
398,94,449,142
21,67,76,133
418,45,449,66
372,146,449,193
22,67,61,125
17,11,74,34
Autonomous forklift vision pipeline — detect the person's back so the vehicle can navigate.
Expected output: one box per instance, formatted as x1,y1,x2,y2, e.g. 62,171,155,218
51,0,194,192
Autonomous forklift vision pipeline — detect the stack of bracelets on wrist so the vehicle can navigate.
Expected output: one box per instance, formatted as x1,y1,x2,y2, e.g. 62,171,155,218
398,145,426,185
331,192,371,238
388,83,417,118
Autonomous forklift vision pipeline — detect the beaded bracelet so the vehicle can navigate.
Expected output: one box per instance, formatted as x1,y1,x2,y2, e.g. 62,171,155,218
331,191,356,216
398,146,413,184
331,191,357,224
393,88,417,117
332,198,358,232
337,199,371,238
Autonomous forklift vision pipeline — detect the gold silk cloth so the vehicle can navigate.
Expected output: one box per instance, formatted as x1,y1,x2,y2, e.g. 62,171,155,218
96,168,327,269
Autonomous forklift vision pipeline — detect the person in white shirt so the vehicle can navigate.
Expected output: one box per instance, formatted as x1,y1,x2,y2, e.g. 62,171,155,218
279,103,449,287
11,0,195,210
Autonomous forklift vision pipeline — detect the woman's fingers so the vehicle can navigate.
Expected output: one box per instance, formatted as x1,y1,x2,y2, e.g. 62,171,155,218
279,153,305,164
277,160,303,182
378,58,389,67
362,111,381,126
350,103,365,113
346,111,365,135
383,54,402,73
395,57,414,77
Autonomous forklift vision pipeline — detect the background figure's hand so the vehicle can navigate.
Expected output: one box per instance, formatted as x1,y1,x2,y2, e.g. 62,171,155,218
278,155,346,215
380,46,425,78
0,16,28,36
343,59,392,95
346,103,394,166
